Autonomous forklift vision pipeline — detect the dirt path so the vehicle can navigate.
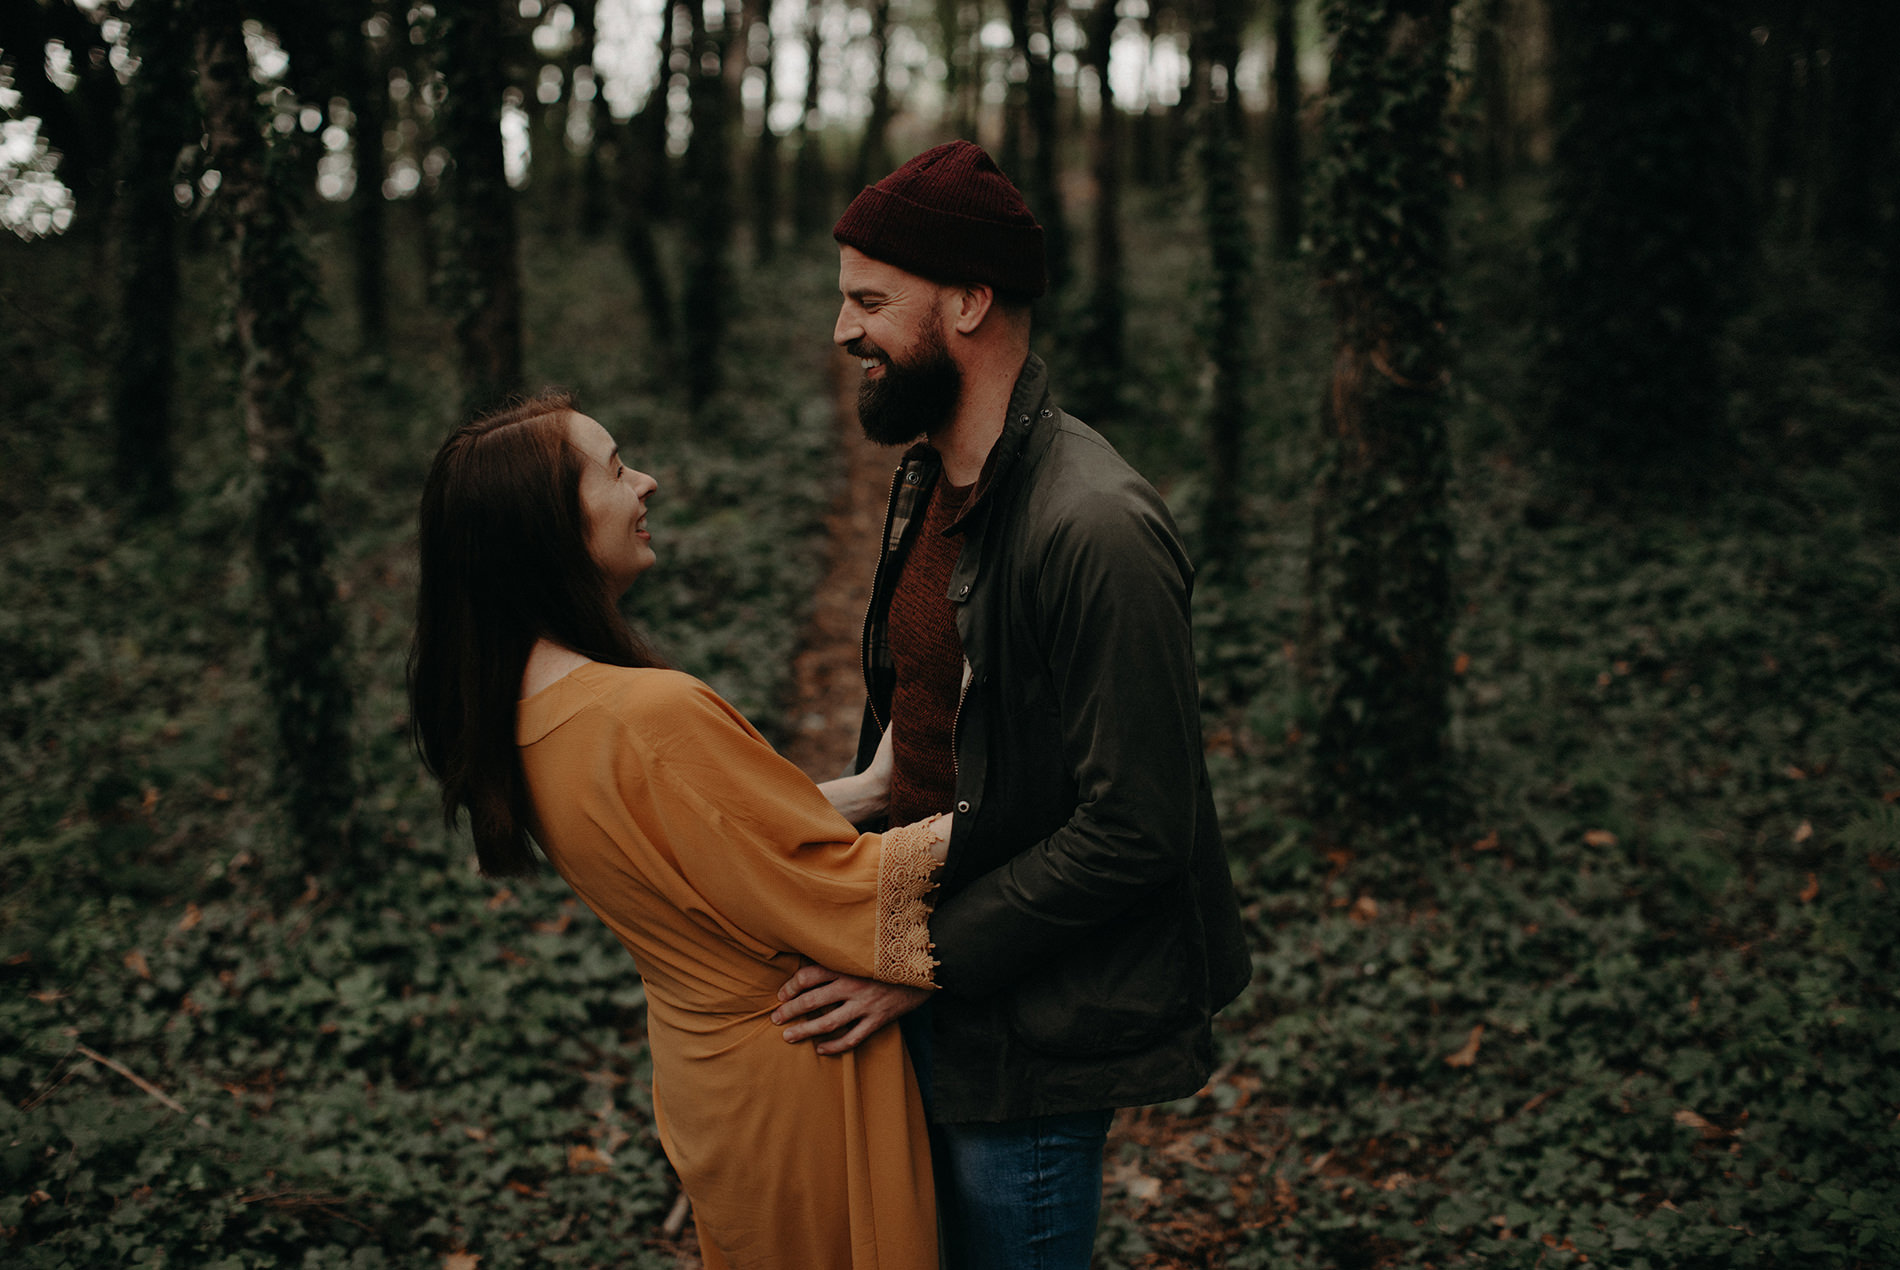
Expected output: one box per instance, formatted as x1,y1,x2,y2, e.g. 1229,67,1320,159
780,357,898,783
652,356,896,1267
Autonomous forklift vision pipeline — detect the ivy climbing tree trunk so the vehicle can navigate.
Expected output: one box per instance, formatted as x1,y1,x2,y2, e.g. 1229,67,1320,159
1539,0,1748,492
1067,0,1125,424
852,0,894,193
1267,0,1302,257
344,0,391,352
109,0,193,516
682,0,734,409
749,0,780,264
1306,0,1456,852
433,0,525,418
1196,0,1254,560
792,9,829,239
570,0,611,237
1024,0,1070,297
194,0,358,869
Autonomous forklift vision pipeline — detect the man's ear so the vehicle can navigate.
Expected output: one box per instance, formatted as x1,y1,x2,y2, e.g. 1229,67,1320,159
952,283,996,335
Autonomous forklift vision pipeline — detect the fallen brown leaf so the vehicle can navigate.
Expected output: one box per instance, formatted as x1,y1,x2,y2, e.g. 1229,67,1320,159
1583,829,1617,847
178,903,203,932
123,950,150,980
567,1143,611,1174
1799,872,1819,904
1673,1108,1735,1139
1444,1023,1485,1068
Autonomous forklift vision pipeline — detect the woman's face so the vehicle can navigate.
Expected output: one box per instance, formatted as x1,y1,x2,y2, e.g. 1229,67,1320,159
568,413,658,596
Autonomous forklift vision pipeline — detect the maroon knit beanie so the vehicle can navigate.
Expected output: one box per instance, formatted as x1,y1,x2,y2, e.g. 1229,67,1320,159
833,141,1046,298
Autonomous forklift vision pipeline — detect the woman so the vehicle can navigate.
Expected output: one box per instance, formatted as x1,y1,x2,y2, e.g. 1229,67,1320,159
408,393,946,1269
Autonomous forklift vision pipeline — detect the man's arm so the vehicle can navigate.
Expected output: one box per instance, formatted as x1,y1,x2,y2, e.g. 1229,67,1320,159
771,964,930,1055
817,722,894,825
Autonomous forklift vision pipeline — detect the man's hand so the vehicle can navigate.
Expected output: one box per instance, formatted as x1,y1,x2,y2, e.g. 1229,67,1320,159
771,964,930,1055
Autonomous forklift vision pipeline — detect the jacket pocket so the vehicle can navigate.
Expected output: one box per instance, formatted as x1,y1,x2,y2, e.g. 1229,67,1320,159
1007,892,1203,1058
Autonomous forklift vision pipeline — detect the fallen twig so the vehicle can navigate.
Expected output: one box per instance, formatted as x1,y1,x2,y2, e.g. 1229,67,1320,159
76,1044,186,1114
75,1044,210,1126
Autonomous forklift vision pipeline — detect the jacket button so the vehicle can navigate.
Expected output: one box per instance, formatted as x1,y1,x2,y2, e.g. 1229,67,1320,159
958,583,970,596
956,801,971,814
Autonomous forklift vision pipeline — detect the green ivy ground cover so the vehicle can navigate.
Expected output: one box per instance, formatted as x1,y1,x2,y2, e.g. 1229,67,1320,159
5,196,1899,1269
1090,205,1900,1268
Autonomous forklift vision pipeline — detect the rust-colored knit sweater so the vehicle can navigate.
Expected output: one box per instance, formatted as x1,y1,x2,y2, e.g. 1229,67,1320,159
888,478,971,828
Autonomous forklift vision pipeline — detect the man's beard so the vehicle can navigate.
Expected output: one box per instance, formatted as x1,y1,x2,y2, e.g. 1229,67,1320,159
852,315,962,446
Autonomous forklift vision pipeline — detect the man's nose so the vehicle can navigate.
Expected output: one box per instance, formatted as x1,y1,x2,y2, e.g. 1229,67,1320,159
833,306,860,347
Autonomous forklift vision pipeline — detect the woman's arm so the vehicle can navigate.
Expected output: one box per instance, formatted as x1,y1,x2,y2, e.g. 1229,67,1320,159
817,722,895,825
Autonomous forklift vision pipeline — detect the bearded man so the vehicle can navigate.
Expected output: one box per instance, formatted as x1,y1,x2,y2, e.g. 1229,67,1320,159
772,141,1251,1269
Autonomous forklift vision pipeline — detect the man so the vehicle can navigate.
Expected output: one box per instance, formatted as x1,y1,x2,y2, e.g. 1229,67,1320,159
772,141,1251,1267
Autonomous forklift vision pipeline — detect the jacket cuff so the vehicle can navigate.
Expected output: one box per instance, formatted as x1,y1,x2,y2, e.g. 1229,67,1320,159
873,820,942,988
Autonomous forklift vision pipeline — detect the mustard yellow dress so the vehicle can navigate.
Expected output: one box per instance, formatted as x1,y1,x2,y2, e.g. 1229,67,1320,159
515,663,940,1269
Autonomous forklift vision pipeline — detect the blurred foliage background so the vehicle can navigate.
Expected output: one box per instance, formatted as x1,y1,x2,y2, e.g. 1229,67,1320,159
2,0,1897,1265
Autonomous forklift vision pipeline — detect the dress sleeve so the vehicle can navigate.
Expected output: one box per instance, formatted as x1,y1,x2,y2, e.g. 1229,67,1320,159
621,674,939,988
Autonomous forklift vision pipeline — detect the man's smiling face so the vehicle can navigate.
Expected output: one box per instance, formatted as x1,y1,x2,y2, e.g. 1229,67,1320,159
834,246,964,446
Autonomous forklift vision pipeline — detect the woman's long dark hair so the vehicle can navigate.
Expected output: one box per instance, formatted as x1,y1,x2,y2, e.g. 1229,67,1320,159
408,393,665,876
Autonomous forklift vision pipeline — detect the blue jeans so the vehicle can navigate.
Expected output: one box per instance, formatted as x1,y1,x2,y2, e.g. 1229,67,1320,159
903,1011,1113,1270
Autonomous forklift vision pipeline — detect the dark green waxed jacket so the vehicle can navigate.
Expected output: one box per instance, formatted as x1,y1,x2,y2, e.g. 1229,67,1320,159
855,355,1252,1123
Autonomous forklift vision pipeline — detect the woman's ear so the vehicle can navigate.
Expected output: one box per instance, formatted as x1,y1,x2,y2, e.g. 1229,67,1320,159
952,283,996,335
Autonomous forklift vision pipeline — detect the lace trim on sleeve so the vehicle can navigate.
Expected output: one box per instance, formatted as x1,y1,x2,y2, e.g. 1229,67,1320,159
873,820,941,988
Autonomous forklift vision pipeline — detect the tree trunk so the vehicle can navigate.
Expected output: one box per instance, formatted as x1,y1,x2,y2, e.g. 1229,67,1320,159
682,0,734,409
792,9,830,238
617,112,678,348
194,0,357,868
1025,0,1070,296
638,0,677,222
1068,0,1125,423
110,0,193,516
1267,0,1303,255
1539,0,1748,487
1197,0,1252,558
750,0,781,263
569,0,611,237
344,0,391,351
853,0,894,192
1306,0,1457,852
938,0,976,141
430,0,525,417
1469,0,1511,193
